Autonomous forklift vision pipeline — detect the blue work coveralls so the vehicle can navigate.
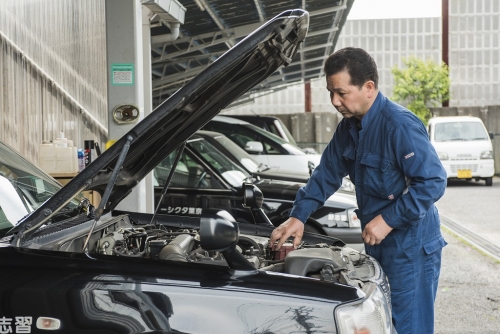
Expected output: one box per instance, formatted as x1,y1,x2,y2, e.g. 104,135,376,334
291,92,447,334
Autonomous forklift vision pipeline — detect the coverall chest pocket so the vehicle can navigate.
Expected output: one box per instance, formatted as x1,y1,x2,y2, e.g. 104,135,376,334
360,153,399,200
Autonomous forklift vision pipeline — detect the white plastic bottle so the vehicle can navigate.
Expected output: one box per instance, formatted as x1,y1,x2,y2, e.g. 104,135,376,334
38,132,78,174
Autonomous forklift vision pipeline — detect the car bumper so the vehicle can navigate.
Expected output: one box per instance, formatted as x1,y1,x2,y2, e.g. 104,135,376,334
441,159,495,179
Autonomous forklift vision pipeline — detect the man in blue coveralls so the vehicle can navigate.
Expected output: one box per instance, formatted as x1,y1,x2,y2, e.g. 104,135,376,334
270,47,447,334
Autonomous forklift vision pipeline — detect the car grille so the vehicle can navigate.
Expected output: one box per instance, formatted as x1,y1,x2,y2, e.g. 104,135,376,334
450,164,478,172
450,157,476,161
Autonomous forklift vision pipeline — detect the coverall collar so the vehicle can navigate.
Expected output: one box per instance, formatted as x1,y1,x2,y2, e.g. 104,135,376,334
350,91,386,132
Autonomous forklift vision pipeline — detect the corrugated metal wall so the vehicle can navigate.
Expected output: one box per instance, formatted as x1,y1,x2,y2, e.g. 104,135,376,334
0,0,108,165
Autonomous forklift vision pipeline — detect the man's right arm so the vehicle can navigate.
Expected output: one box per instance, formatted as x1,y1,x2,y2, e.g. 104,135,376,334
290,123,350,222
271,123,349,248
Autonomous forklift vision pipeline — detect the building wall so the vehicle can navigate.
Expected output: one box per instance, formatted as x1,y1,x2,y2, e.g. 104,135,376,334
0,0,108,165
449,0,500,107
335,17,442,99
228,0,500,114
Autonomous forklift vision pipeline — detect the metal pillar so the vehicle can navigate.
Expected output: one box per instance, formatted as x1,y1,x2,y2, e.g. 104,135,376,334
105,0,149,213
105,0,185,213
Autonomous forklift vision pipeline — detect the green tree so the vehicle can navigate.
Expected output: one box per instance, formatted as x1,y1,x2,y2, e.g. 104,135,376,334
391,57,450,125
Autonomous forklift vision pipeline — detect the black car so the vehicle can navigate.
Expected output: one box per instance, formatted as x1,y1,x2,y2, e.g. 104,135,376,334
154,130,363,251
1,10,395,334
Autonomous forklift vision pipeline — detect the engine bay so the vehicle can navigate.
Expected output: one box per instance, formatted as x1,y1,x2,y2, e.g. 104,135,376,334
19,212,375,288
89,214,375,287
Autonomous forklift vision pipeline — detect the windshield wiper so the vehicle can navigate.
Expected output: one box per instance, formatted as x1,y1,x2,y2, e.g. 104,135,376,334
82,135,133,252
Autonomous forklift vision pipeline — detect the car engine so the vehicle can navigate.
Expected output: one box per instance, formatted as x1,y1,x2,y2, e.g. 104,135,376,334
94,222,375,287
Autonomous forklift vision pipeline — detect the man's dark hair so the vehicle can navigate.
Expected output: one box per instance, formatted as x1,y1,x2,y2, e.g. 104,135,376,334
324,47,378,89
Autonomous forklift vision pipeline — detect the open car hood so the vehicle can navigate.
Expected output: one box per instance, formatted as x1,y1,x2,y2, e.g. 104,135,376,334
11,9,309,242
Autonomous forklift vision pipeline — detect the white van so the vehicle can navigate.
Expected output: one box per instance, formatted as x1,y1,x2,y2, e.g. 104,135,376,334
427,116,495,186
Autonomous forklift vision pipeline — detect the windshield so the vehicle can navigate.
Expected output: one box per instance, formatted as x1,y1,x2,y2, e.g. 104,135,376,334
190,139,250,186
434,121,489,142
0,142,84,235
268,119,297,145
156,139,251,188
243,124,306,155
211,135,262,173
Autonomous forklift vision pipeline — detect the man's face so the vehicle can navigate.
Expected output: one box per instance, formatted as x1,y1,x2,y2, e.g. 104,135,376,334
326,71,374,120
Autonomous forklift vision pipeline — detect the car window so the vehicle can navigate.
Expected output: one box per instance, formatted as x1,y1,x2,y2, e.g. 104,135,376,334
0,143,84,233
265,119,298,145
189,139,249,187
212,135,261,173
204,121,288,155
434,121,489,142
156,148,222,189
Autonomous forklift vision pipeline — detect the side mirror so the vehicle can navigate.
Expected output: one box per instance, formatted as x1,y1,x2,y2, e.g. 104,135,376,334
200,208,256,272
489,132,494,140
200,209,238,252
245,141,264,154
242,183,274,227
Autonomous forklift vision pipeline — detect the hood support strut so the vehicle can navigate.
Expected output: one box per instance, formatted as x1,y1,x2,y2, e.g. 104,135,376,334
150,142,187,225
82,135,133,253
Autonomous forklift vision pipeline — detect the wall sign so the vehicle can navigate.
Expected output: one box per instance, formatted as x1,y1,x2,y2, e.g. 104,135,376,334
111,63,134,86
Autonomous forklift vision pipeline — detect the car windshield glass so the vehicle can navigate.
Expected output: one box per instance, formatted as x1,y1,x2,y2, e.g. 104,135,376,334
156,139,251,188
212,135,261,173
189,139,250,186
243,124,306,155
434,122,489,142
0,142,83,234
269,119,297,145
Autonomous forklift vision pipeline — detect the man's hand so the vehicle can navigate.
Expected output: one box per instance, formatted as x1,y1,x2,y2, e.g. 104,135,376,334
362,214,393,245
270,217,305,250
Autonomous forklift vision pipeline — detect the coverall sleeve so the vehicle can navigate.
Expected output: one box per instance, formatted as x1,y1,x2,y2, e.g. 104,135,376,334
290,124,349,223
380,119,447,229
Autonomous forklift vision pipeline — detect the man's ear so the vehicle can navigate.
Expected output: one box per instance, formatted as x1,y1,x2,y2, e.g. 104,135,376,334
364,81,376,98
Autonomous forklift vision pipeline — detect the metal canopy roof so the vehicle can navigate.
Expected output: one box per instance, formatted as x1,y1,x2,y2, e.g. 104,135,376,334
149,0,354,107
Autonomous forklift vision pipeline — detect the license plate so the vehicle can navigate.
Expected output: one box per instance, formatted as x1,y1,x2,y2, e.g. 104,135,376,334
457,169,472,178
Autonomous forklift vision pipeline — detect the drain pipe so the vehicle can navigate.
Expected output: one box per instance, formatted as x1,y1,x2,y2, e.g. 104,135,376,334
151,22,181,44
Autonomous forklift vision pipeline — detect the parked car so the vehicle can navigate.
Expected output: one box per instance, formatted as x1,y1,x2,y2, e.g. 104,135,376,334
194,129,355,191
154,130,362,251
224,114,318,154
0,10,394,334
202,115,322,174
427,116,495,186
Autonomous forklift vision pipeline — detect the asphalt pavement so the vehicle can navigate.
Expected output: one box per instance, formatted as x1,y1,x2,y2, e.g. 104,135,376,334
434,176,500,333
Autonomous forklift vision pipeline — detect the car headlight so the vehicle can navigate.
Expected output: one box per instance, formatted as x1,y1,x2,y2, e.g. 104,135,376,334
437,152,448,160
480,150,493,159
335,283,393,334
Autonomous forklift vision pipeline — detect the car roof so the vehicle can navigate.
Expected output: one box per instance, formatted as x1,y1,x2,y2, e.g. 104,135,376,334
212,115,251,125
429,116,484,123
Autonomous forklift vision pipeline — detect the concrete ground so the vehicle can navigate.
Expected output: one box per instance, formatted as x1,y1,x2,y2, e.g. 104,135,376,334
434,176,500,333
435,228,500,333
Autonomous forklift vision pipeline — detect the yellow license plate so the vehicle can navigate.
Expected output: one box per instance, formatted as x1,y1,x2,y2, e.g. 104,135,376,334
457,169,472,178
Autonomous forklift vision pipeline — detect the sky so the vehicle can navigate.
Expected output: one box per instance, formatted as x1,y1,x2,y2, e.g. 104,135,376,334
347,0,442,20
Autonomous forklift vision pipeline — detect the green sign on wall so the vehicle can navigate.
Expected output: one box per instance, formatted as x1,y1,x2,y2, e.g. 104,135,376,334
111,63,134,86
